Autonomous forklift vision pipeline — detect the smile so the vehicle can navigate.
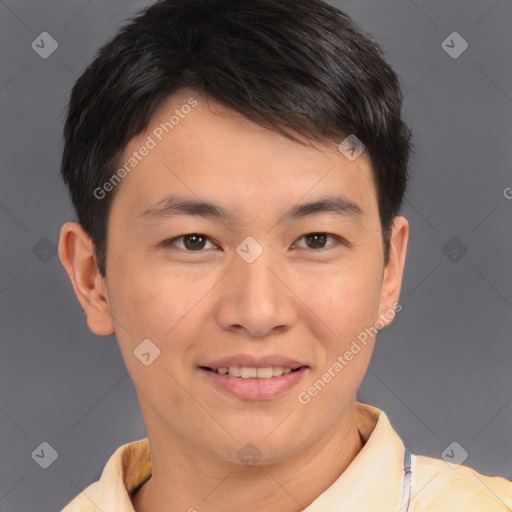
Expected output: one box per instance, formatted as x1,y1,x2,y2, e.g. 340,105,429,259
202,366,305,378
199,365,309,400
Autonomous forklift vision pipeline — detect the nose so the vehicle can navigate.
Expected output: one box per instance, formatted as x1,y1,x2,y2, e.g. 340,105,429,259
215,249,297,338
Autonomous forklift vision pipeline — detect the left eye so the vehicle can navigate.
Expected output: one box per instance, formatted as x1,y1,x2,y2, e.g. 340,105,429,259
164,233,340,251
294,233,339,250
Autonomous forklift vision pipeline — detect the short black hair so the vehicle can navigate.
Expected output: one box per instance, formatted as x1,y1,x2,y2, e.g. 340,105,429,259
61,0,412,277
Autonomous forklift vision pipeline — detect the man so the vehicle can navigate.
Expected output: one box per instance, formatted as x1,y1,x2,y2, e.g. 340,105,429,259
57,0,512,510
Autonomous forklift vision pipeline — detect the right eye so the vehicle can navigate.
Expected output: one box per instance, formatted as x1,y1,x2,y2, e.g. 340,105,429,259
161,233,217,251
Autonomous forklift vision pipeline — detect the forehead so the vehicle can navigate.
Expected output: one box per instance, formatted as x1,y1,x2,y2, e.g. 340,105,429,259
111,91,378,223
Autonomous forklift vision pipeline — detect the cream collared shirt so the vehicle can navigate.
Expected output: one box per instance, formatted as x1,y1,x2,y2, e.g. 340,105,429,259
60,402,512,511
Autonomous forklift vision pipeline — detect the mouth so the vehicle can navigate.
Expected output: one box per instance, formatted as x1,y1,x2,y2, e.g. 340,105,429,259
199,363,309,400
199,365,307,379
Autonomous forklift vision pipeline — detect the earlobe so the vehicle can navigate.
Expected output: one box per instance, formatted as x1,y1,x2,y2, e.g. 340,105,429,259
378,216,409,326
58,222,115,336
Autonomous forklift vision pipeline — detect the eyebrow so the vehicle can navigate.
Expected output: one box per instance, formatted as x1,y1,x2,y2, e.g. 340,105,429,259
137,193,363,223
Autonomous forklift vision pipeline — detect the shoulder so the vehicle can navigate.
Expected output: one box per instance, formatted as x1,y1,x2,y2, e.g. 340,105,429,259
59,438,150,511
410,453,512,512
60,481,100,511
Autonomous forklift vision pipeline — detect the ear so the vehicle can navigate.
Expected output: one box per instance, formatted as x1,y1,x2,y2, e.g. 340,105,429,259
377,216,409,326
58,222,115,335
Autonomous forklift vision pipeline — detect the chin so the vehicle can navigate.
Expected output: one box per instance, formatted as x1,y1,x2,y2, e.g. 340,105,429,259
218,430,306,467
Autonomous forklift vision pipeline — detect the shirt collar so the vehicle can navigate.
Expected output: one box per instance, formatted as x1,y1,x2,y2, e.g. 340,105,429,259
306,401,406,511
94,401,406,511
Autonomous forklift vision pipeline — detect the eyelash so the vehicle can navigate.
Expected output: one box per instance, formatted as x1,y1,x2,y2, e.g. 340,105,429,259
162,233,347,252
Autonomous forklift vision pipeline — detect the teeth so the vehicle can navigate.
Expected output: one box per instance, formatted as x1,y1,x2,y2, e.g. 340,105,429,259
240,367,257,378
229,366,241,377
272,366,283,376
212,366,300,378
256,367,273,379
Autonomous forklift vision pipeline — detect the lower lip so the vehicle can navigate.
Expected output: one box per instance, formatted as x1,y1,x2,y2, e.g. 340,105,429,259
199,367,308,400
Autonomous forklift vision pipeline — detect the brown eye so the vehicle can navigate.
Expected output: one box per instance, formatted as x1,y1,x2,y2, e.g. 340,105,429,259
167,234,215,251
294,233,340,250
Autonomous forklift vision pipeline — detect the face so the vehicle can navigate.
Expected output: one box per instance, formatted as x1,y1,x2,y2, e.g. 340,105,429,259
61,89,408,466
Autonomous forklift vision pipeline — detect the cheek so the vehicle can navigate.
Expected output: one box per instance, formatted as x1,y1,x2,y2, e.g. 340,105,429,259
296,257,382,342
109,259,214,378
109,249,180,330
294,266,380,419
105,255,181,360
109,271,195,406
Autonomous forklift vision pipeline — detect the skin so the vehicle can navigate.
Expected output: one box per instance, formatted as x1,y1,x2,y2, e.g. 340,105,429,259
58,89,409,512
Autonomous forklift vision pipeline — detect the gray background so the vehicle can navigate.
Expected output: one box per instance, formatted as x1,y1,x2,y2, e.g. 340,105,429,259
0,0,511,510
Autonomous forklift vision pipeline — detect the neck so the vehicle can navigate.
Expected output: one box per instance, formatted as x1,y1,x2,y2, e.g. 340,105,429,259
132,403,364,512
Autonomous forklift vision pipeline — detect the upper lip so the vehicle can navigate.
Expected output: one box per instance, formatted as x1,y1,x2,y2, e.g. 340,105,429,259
201,355,308,370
